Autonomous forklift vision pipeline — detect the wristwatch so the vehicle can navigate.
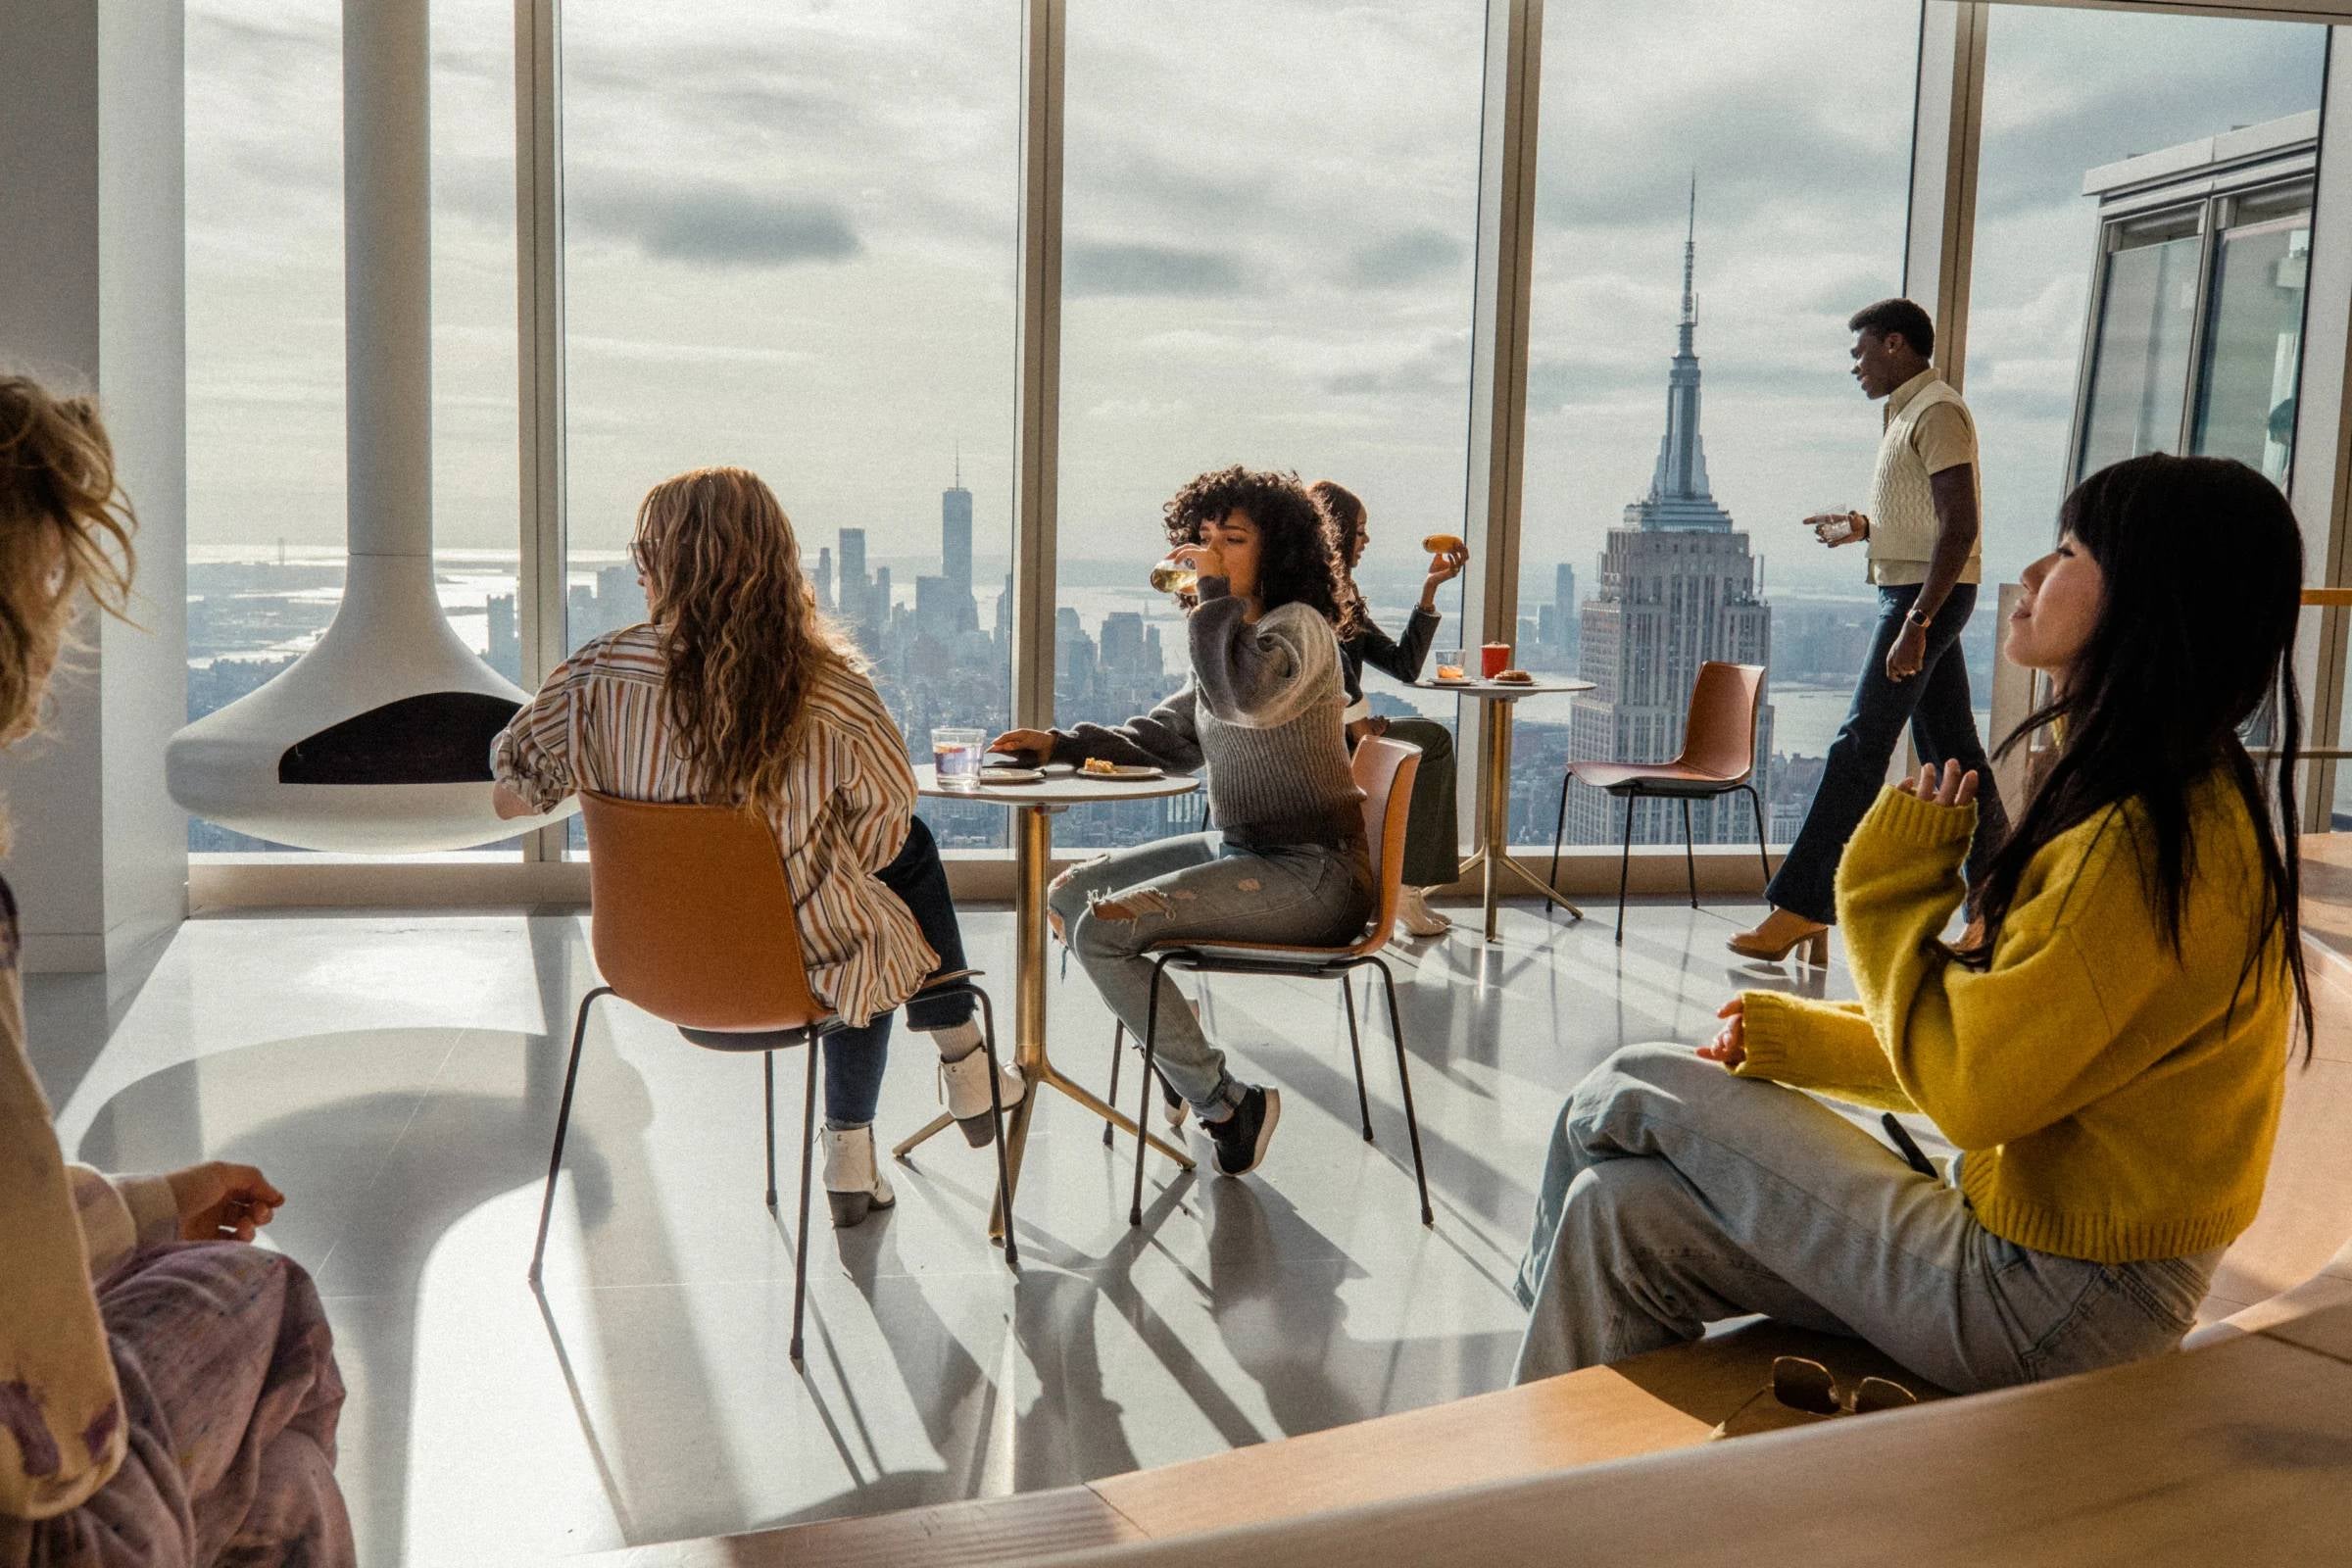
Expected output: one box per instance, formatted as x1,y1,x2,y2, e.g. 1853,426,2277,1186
1905,607,1933,630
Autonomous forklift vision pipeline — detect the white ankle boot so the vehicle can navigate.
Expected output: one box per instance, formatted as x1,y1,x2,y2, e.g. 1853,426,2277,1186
1394,885,1451,939
820,1125,896,1228
938,1042,1025,1148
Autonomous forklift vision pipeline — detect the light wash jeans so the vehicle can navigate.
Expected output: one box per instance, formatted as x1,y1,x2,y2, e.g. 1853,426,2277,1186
1050,831,1373,1114
1512,1044,2219,1392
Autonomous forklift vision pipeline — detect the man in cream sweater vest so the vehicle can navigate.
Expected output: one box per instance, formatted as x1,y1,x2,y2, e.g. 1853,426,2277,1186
1731,299,2010,963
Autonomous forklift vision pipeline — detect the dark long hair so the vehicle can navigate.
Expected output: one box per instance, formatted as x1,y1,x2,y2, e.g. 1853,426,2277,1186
1305,478,1377,640
1161,466,1353,626
1970,453,2311,1057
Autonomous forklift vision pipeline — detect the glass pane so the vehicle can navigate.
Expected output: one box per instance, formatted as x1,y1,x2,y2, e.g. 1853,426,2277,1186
559,2,1019,854
1969,6,2323,587
1055,1,1485,851
2192,203,2312,484
184,0,519,857
1519,0,1916,851
2076,228,2202,480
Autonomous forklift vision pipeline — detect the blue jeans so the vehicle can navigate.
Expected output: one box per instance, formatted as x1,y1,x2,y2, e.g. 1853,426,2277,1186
1049,832,1374,1113
1512,1045,2218,1391
1767,582,2008,924
821,815,974,1128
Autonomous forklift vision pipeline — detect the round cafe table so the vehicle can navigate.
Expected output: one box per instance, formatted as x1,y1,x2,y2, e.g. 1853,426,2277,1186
898,762,1202,1235
1412,674,1596,941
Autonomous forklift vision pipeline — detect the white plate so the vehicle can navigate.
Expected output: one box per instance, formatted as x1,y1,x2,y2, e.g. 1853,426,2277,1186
1080,763,1163,780
1432,675,1474,685
976,766,1043,784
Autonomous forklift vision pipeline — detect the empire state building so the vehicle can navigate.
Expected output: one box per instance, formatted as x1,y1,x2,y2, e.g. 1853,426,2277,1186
1564,189,1774,849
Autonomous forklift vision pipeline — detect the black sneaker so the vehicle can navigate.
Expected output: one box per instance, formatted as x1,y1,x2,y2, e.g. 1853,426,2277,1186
1208,1086,1281,1177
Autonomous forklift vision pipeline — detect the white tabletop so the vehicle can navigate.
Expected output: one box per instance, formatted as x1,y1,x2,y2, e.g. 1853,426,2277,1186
1412,676,1594,700
912,762,1200,805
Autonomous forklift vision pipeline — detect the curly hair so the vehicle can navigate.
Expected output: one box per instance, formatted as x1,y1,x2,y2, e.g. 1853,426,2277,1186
1,376,140,831
633,466,866,814
1160,466,1361,633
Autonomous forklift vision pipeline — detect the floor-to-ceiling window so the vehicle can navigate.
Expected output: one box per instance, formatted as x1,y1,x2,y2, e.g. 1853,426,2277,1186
1054,0,1486,850
1967,7,2325,582
1516,0,1918,854
559,1,1020,853
183,0,518,856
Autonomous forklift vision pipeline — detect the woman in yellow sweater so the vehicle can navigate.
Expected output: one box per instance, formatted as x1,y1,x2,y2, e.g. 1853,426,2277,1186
1513,452,2310,1390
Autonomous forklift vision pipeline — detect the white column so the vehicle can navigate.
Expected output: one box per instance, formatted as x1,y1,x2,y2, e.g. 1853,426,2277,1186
0,0,189,973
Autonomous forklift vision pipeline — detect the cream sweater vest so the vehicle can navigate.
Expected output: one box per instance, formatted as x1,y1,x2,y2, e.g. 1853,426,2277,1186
1867,375,1982,587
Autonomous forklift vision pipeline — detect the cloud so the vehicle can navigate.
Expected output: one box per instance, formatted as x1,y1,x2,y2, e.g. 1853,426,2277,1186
571,176,862,270
1527,352,1656,412
1064,241,1247,298
1345,228,1468,288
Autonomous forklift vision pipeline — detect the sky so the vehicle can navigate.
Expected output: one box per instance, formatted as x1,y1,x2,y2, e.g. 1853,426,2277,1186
186,0,2327,605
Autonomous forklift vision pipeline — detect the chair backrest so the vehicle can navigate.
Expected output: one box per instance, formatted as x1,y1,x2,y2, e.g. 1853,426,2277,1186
1350,735,1423,955
577,790,826,1034
1675,662,1766,783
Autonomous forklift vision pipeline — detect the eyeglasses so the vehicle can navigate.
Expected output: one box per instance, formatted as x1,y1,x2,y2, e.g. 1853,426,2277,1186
1771,1355,1918,1416
628,538,656,573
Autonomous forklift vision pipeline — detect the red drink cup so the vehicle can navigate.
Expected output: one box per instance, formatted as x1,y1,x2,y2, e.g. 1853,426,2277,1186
1481,642,1510,679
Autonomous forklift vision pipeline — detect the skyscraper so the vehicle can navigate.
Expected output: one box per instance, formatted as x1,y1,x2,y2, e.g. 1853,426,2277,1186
1566,185,1773,848
837,526,870,635
942,461,974,596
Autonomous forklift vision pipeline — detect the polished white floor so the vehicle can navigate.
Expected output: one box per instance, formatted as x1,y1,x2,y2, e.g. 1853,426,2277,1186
30,897,1852,1566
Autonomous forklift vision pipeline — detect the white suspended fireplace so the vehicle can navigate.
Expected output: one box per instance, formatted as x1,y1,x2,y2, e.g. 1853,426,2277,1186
168,0,569,853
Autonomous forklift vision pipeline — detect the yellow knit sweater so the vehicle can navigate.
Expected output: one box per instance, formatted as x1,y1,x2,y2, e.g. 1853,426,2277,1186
1736,781,2290,1263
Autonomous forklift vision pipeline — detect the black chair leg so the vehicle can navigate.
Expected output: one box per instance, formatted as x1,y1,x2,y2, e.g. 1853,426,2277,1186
1548,772,1572,919
1342,974,1373,1142
529,986,612,1283
1373,958,1434,1226
1743,785,1773,891
1131,959,1174,1227
970,986,1018,1269
763,1051,778,1208
1682,797,1698,909
1615,793,1635,945
1102,1021,1124,1150
790,1035,820,1364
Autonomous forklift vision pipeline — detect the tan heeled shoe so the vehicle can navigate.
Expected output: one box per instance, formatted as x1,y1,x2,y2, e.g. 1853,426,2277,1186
1728,909,1831,967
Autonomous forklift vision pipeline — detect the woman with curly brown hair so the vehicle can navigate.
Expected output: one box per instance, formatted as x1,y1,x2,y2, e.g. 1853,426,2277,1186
492,466,1020,1226
993,466,1372,1178
0,374,352,1566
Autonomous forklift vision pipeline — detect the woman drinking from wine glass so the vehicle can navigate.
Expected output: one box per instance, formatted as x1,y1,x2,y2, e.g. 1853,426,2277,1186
992,466,1370,1180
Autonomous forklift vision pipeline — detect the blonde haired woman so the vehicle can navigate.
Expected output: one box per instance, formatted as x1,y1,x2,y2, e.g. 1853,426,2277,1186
492,466,1019,1224
0,374,351,1565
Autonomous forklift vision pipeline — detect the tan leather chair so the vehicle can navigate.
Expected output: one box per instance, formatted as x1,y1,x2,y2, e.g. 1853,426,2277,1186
1550,661,1772,944
526,791,1016,1362
1106,735,1432,1228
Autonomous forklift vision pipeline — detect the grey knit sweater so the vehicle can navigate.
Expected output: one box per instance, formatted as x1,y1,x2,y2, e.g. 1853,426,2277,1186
1052,576,1364,848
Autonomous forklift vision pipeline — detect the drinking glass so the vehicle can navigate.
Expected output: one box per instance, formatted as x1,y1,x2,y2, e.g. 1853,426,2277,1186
1480,642,1511,679
1434,647,1465,681
932,727,986,788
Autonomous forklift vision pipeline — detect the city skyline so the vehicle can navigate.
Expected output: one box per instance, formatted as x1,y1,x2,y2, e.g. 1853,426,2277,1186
182,3,2323,612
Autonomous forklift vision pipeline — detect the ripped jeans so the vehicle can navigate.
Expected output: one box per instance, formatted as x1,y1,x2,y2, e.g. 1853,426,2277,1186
1048,831,1374,1115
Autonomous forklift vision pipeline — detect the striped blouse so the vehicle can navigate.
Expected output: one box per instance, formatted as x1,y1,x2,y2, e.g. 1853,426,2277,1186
492,624,936,1028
